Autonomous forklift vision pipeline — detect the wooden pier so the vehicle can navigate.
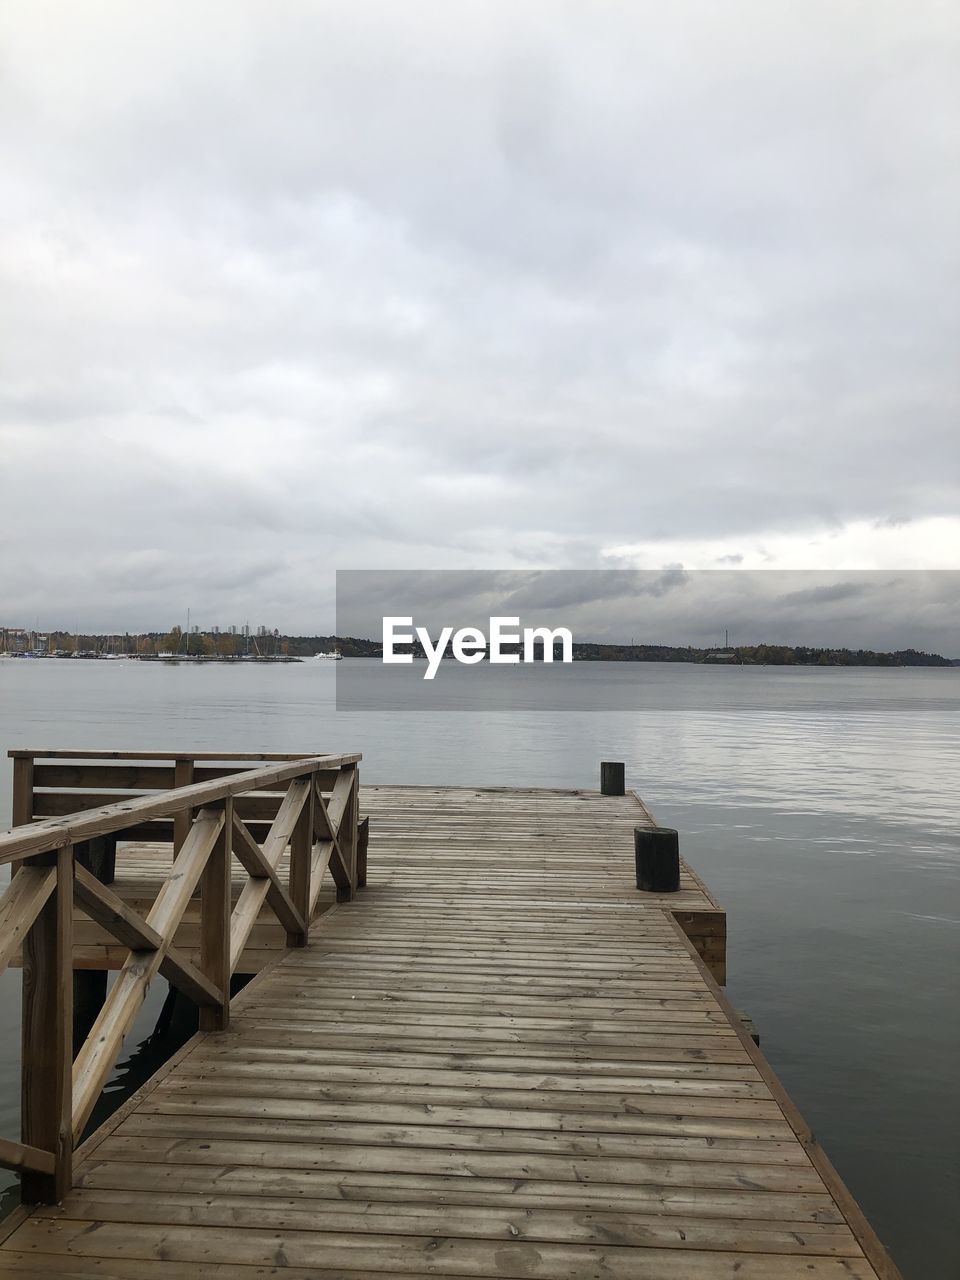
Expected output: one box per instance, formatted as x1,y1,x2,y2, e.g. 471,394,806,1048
0,752,900,1278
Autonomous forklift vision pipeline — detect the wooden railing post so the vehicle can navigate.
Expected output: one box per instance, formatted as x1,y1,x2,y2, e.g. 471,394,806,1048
10,754,35,889
11,755,34,828
199,797,232,1032
21,846,73,1203
335,764,359,902
287,776,314,947
348,765,360,892
172,756,195,854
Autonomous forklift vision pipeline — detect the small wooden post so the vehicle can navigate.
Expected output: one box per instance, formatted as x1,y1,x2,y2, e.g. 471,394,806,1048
600,761,625,796
356,816,369,890
287,779,314,947
11,755,34,828
172,757,195,855
199,798,231,1032
336,765,358,903
349,767,360,892
10,755,34,887
21,846,74,1203
634,827,680,893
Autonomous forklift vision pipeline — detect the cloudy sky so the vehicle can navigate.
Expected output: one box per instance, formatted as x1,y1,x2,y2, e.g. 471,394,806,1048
1,1,958,638
337,569,960,653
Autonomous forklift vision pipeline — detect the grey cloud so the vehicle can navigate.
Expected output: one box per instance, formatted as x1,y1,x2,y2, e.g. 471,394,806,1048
777,582,872,607
499,570,665,612
1,2,958,632
336,570,960,654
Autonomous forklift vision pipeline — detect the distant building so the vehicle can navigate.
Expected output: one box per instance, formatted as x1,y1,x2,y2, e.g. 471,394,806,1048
1,627,28,653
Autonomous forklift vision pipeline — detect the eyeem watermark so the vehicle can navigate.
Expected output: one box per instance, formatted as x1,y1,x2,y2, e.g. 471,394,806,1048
383,616,574,680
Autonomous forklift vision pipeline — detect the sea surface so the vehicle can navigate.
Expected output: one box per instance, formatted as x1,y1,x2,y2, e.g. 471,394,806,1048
0,657,957,1278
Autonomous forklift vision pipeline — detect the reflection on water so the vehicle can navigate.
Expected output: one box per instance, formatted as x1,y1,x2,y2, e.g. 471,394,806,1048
0,658,957,1278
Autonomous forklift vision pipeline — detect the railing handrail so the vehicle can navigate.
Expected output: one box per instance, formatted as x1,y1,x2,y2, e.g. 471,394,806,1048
0,753,361,865
0,747,364,1203
9,749,333,761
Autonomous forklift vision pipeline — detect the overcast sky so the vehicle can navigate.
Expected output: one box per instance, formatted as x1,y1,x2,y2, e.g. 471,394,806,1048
337,569,960,653
1,2,958,638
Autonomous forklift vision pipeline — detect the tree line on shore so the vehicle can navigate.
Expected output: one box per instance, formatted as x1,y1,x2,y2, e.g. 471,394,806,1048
568,642,955,666
20,631,957,666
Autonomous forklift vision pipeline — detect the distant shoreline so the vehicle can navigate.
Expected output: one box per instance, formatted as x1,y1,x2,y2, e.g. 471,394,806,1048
309,638,959,667
2,643,955,667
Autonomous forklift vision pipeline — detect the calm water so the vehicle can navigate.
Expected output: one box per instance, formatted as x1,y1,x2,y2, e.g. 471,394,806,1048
0,657,957,1278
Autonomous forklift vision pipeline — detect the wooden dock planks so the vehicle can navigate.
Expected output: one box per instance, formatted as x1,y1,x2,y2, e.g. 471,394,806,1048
0,785,898,1278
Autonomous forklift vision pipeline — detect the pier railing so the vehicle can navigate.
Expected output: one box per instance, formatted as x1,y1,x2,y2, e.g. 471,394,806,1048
0,749,361,1203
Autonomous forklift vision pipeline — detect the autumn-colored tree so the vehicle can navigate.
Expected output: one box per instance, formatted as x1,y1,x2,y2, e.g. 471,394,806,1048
160,625,182,654
184,632,215,656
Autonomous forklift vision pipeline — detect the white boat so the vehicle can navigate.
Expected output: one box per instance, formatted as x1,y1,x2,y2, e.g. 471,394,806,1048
313,650,343,660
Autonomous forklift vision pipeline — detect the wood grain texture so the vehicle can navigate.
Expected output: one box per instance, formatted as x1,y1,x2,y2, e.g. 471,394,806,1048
0,867,56,976
20,848,73,1202
199,798,232,1032
70,810,226,1140
0,754,361,866
0,783,898,1278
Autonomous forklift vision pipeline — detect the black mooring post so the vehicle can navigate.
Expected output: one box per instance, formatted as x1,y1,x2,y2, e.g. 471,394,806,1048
635,826,680,893
600,761,625,796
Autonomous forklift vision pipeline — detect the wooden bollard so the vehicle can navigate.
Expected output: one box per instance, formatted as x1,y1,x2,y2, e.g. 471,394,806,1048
600,761,625,796
635,827,680,893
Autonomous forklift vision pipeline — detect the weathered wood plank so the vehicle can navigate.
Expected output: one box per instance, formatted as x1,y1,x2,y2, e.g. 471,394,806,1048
0,755,361,866
228,778,311,973
0,866,56,975
171,759,194,855
199,798,231,1031
139,1090,793,1140
33,764,176,792
230,813,305,939
73,865,162,952
0,780,894,1280
11,755,35,828
20,847,73,1202
29,1189,863,1254
71,810,225,1139
280,794,311,948
0,1220,882,1279
158,946,222,1008
0,1136,57,1178
71,1157,847,1220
